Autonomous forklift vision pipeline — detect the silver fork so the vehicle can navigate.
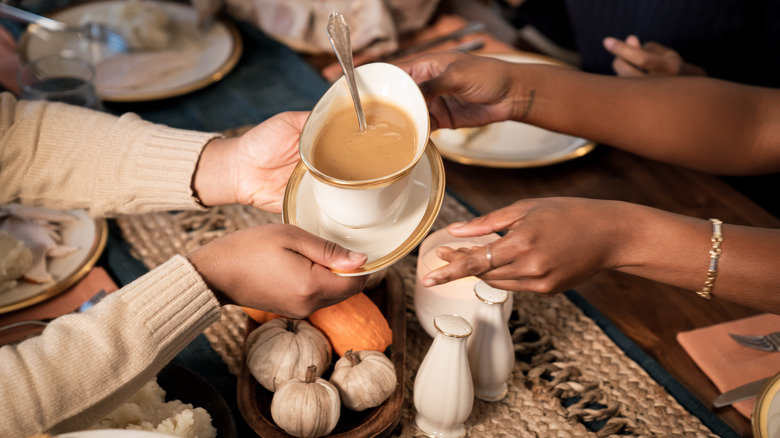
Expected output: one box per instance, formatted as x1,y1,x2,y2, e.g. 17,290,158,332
0,3,130,54
729,331,780,352
0,289,108,333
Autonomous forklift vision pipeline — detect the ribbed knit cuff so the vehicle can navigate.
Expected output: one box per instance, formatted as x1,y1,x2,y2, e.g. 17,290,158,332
92,117,223,216
117,255,221,363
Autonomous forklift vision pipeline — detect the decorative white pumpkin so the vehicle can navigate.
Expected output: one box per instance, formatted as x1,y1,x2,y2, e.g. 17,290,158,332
245,318,331,391
329,349,397,411
271,365,341,438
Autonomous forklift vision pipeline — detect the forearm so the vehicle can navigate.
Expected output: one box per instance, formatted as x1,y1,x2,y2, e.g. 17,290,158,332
511,65,780,175
0,255,220,436
610,202,780,312
0,93,221,216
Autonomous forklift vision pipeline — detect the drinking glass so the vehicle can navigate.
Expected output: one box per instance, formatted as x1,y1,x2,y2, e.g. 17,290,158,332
18,54,103,110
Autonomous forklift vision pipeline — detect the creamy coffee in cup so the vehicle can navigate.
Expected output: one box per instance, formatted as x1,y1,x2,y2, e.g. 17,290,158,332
311,100,417,181
299,62,430,228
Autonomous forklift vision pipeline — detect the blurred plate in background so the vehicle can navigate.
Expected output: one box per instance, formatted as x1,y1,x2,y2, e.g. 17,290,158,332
0,209,107,314
19,0,242,102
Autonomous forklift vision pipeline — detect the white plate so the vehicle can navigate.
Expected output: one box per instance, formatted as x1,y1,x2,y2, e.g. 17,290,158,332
753,371,780,437
59,430,177,438
283,143,445,276
0,209,107,314
430,52,597,168
19,0,242,102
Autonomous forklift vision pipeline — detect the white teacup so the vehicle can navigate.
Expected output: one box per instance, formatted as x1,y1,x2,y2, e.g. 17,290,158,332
299,62,430,229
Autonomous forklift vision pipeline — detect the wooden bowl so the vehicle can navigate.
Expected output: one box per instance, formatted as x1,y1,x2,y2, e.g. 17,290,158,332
237,267,406,437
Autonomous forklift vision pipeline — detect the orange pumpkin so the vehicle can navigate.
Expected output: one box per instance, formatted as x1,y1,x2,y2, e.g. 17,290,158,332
307,293,392,356
242,307,283,324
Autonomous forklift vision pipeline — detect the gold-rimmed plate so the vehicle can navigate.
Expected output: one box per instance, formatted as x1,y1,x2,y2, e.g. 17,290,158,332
18,0,242,102
0,209,107,314
753,371,780,437
283,142,445,276
430,52,597,168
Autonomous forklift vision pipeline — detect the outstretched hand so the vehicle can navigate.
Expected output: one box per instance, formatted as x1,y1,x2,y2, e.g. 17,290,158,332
188,224,368,319
603,35,707,77
192,111,308,213
421,198,626,295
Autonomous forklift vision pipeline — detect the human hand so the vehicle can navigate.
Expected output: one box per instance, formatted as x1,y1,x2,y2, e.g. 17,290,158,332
190,0,222,28
397,52,525,130
0,24,20,96
603,35,706,77
421,197,628,295
192,111,307,213
187,224,368,318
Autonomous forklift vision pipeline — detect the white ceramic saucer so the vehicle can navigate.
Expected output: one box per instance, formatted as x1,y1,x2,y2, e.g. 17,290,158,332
283,142,445,276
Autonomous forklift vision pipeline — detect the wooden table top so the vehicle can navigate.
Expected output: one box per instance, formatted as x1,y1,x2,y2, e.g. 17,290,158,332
300,8,776,433
441,144,779,437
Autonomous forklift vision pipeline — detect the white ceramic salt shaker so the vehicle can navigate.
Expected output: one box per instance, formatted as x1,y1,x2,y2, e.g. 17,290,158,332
414,314,474,438
467,280,514,401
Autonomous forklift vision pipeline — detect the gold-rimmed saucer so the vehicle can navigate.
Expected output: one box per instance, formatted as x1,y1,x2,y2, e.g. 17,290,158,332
283,142,445,276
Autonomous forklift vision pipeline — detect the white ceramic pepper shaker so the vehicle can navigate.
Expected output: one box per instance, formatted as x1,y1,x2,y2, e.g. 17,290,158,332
414,314,474,438
467,280,514,401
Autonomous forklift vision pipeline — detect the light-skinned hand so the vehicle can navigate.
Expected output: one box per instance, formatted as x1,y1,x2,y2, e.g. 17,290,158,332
191,111,308,213
188,223,368,318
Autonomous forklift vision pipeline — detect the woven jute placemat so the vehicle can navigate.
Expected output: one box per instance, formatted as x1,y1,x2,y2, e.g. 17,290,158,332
115,191,717,437
112,123,718,437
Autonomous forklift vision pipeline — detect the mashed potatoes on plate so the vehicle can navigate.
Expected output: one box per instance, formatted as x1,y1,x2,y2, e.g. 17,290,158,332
80,0,171,51
90,378,216,438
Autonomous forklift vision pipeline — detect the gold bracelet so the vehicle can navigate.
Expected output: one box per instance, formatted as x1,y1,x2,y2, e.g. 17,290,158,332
696,218,723,299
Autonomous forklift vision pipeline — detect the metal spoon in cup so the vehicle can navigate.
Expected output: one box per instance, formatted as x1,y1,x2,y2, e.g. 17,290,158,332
326,12,367,132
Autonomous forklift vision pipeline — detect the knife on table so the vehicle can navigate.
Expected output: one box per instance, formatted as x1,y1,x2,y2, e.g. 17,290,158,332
713,377,772,408
382,21,486,60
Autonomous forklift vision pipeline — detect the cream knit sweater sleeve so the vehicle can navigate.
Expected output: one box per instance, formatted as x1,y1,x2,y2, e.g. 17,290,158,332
0,92,221,216
0,93,226,436
0,256,221,437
